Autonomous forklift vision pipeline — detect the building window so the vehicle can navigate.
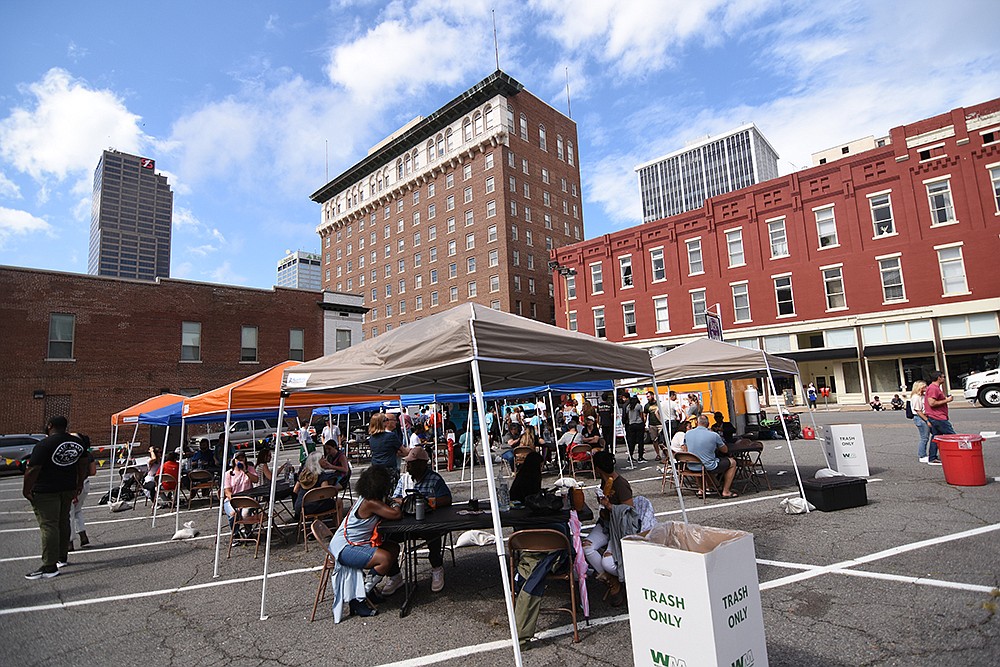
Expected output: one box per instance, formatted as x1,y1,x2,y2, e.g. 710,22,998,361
686,238,703,275
466,233,475,250
566,274,576,299
446,173,454,189
525,230,532,246
926,178,956,225
567,310,577,331
448,240,456,256
489,249,499,267
815,207,838,247
512,249,520,267
468,281,477,297
774,275,795,316
622,302,637,336
413,231,421,246
691,289,707,327
181,321,201,361
557,135,564,160
653,297,669,333
726,228,745,267
467,256,476,273
399,278,406,293
450,286,459,302
732,282,751,322
447,217,456,234
485,152,494,169
463,164,472,181
449,262,457,279
431,291,439,307
446,194,455,211
519,113,528,140
990,166,1000,213
510,201,517,217
491,300,501,310
428,225,437,241
335,329,352,351
768,218,788,258
936,244,968,295
878,255,906,302
414,253,422,267
528,278,536,294
514,275,521,291
427,204,436,219
823,266,847,310
430,269,438,284
486,200,497,218
590,263,603,294
429,247,437,262
650,248,666,282
593,307,606,338
527,254,534,270
48,312,75,359
538,125,547,151
869,192,895,236
485,176,495,193
619,255,633,288
489,274,500,292
511,224,518,241
240,326,258,362
465,210,474,226
415,296,423,310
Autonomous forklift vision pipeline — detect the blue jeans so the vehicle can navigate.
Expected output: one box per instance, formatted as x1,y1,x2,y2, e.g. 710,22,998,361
928,418,955,459
913,416,932,459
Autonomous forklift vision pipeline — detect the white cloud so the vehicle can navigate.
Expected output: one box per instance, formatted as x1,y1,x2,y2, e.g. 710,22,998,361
66,40,88,62
0,68,149,182
0,206,51,246
187,243,218,257
0,171,21,199
208,260,246,285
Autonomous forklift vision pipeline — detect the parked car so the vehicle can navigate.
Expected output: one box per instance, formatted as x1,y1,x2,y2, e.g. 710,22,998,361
190,419,313,452
964,368,1000,408
0,434,46,473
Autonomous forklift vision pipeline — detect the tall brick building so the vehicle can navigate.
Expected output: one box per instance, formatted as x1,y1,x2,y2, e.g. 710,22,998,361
0,266,364,442
311,70,583,336
552,98,1000,405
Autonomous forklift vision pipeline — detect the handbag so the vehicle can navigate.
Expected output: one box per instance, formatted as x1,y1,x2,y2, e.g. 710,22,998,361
401,489,427,516
524,488,563,515
904,399,914,420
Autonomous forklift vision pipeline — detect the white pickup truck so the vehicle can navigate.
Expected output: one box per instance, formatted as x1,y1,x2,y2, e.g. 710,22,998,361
964,368,1000,407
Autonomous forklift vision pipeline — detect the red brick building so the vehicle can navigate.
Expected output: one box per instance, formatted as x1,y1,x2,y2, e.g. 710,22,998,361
312,70,583,334
0,266,344,442
552,99,1000,405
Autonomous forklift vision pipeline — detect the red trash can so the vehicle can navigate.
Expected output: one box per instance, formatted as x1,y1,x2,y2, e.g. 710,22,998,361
933,434,987,486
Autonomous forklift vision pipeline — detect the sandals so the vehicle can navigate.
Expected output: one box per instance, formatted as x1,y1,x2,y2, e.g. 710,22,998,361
722,492,739,499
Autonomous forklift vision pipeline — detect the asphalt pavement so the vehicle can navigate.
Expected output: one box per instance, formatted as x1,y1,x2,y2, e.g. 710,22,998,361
0,405,997,667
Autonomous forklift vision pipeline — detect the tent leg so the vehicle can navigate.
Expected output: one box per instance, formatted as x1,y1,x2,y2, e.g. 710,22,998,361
547,393,565,477
765,363,808,511
151,425,169,528
653,379,687,524
212,411,234,578
260,396,289,620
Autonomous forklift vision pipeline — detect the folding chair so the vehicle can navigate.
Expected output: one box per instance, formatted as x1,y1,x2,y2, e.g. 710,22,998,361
734,441,770,492
507,528,579,643
310,520,337,622
187,469,218,509
227,496,268,559
568,443,596,480
673,452,721,503
152,473,187,511
299,486,343,552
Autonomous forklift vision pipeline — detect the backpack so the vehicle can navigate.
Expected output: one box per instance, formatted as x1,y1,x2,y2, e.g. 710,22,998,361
904,398,914,420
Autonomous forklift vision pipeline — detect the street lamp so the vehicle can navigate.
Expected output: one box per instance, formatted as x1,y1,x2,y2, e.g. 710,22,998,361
549,260,577,330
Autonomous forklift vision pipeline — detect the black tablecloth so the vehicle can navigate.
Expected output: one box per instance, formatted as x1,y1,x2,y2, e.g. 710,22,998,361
379,503,593,537
238,481,294,502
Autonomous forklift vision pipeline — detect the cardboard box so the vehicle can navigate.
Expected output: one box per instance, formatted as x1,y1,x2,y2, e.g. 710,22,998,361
802,476,868,512
822,424,870,476
622,522,768,667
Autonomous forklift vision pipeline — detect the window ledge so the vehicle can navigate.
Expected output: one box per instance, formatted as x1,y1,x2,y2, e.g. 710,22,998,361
872,232,899,240
729,263,747,269
776,313,798,319
620,285,634,290
883,299,909,305
689,271,705,277
655,328,671,334
817,243,841,251
239,361,260,365
623,333,638,338
591,291,604,296
180,360,203,364
930,220,960,228
651,278,667,284
45,358,76,362
734,319,753,324
693,325,707,330
942,291,972,298
825,306,849,313
770,254,790,261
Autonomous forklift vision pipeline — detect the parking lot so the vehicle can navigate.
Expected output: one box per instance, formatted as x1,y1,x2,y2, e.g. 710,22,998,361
1,406,998,667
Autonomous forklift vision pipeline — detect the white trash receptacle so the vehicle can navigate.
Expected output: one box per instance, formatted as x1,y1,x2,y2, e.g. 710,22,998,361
622,521,768,667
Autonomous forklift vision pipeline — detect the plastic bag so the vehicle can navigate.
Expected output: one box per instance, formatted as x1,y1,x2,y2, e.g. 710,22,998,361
779,497,815,514
814,468,844,478
172,520,199,540
631,520,747,554
454,529,495,547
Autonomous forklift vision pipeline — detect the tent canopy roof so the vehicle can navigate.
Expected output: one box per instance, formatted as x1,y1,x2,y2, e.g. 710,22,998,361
651,338,799,384
112,393,186,426
284,303,653,395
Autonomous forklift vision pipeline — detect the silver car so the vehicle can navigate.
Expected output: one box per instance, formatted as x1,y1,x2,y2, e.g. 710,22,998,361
0,434,45,473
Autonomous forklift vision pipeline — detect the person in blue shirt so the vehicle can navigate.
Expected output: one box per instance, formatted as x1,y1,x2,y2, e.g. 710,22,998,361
391,447,452,592
682,414,738,498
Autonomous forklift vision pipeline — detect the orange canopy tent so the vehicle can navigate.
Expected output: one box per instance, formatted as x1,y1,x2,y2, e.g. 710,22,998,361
112,393,186,426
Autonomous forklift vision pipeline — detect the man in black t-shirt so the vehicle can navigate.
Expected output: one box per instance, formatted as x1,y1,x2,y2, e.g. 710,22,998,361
596,393,615,445
23,416,88,580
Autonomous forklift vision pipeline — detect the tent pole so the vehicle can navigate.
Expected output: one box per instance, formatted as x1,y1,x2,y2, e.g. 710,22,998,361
547,393,565,477
470,359,524,667
107,424,118,500
798,374,823,456
467,394,475,496
432,395,440,471
653,378,687,524
151,424,169,528
398,399,409,446
764,360,808,511
618,387,636,470
212,410,234,578
175,417,186,534
260,395,289,620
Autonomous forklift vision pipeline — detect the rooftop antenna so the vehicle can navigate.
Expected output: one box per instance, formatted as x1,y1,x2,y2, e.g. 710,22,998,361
492,9,500,70
565,66,572,118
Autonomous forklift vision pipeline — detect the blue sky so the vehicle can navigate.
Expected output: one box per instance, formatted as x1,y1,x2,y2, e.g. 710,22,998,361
1,1,997,289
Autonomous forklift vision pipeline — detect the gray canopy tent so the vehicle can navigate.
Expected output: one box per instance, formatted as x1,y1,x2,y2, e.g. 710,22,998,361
260,303,668,666
649,337,809,506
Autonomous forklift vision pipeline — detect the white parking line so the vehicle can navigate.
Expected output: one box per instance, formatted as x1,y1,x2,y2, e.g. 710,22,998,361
0,505,216,533
0,534,220,563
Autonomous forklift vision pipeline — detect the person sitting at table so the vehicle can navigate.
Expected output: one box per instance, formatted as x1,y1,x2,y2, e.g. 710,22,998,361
583,451,633,606
500,422,522,470
391,447,452,593
509,451,544,504
369,412,408,488
143,451,180,507
408,422,426,449
669,420,689,453
682,414,738,499
580,416,605,453
710,411,738,445
319,439,350,490
190,440,218,471
890,394,904,411
556,421,583,463
293,452,339,519
223,451,258,531
328,466,403,617
458,429,479,466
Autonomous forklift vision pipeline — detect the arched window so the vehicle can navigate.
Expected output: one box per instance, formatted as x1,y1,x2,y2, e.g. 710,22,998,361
473,112,483,136
463,118,472,143
506,105,515,133
369,176,375,197
377,172,383,192
426,140,435,164
445,128,455,152
411,148,420,170
519,113,528,140
403,154,411,175
484,105,494,130
567,141,575,166
397,159,404,179
436,133,444,157
557,134,564,160
538,125,547,151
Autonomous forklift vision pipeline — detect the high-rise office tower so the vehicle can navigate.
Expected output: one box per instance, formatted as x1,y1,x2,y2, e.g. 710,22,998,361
312,70,583,337
635,124,779,222
276,250,322,290
88,150,173,280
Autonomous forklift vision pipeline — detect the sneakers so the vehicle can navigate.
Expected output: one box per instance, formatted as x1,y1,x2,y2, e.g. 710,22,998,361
25,568,59,580
918,456,929,463
381,572,404,596
56,560,68,569
431,566,445,593
928,458,943,466
349,597,378,617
